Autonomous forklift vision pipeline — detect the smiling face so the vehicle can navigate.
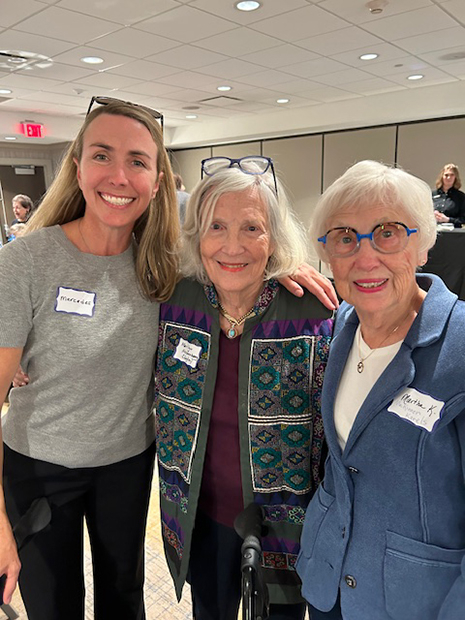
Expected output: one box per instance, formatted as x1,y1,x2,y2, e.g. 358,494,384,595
326,204,426,322
442,168,456,191
200,188,274,306
12,201,29,222
74,113,161,236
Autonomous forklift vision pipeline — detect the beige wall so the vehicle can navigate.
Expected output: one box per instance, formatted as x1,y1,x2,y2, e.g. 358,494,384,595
169,147,211,194
397,118,465,187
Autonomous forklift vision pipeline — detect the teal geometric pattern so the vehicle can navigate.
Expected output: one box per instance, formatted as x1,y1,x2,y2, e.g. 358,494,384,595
249,337,313,419
250,422,312,494
155,322,210,483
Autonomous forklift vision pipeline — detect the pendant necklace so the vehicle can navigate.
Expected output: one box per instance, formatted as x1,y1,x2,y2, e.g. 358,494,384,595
218,301,255,339
357,324,400,373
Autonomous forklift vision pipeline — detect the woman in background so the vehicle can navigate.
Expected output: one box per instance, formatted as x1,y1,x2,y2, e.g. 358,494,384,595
432,163,465,227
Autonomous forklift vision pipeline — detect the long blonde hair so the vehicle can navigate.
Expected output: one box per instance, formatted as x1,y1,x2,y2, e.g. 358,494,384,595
27,100,179,302
435,163,462,190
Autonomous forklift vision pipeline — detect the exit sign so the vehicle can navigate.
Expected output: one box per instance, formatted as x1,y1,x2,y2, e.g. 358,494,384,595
21,122,43,138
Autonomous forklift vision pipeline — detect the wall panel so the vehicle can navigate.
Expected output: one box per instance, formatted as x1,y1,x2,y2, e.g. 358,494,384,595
323,126,397,189
170,147,211,194
397,118,465,187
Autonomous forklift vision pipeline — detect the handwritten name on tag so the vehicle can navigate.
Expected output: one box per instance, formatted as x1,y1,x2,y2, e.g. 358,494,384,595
388,388,445,432
55,286,96,317
173,338,202,369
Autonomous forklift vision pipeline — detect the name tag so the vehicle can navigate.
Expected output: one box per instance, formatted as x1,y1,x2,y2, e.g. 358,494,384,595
388,388,444,432
173,337,202,368
55,286,96,317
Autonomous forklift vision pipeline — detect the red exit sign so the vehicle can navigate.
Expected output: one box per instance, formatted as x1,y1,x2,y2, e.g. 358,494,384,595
21,122,43,138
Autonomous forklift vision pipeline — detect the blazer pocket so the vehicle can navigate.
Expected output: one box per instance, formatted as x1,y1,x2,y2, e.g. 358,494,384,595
299,483,336,560
384,530,464,620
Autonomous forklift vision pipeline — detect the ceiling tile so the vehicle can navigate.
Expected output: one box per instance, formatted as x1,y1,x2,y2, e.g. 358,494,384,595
239,44,319,68
135,5,236,43
0,0,47,29
196,58,262,80
157,70,219,90
145,45,228,70
297,26,383,55
440,59,465,78
439,0,465,22
52,46,133,70
90,28,179,58
0,30,74,58
419,45,465,66
395,27,465,55
313,67,374,86
272,78,327,94
189,0,308,24
361,6,458,41
361,56,429,77
14,6,121,44
125,81,184,97
74,73,144,90
196,28,282,57
297,85,360,102
107,60,181,80
330,43,409,68
20,62,94,82
58,0,179,26
340,77,406,96
384,67,458,87
18,91,85,106
250,5,348,41
234,69,298,88
280,57,348,79
317,0,433,24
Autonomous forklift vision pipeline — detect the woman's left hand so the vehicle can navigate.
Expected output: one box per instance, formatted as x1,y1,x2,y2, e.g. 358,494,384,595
279,263,339,310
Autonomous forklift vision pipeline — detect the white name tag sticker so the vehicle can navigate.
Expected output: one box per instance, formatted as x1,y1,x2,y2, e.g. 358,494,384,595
388,388,445,432
173,337,202,369
55,286,96,317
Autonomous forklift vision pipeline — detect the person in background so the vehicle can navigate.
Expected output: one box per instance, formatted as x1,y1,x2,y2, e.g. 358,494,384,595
432,163,465,227
297,160,465,620
11,195,33,226
7,223,27,240
155,156,334,620
174,172,190,224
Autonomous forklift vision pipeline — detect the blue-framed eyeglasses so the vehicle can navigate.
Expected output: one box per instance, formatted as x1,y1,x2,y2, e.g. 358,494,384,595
86,96,164,132
318,221,418,258
201,156,278,195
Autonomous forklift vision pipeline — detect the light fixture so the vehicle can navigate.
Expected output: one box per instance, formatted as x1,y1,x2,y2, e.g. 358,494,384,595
235,1,261,11
0,88,12,94
81,56,104,64
217,85,232,92
366,0,387,14
277,98,290,104
4,136,16,140
360,53,378,61
407,74,424,81
186,114,198,119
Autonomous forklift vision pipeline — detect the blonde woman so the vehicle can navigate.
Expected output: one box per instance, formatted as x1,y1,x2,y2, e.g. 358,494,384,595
0,98,178,620
432,163,465,227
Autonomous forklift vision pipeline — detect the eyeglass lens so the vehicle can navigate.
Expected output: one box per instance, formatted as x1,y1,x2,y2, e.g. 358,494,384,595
325,223,410,256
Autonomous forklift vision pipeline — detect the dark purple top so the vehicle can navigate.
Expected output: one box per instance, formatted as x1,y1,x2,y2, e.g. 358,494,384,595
198,331,243,528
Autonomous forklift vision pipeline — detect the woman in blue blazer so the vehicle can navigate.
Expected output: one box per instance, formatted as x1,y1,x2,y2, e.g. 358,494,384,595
297,160,465,620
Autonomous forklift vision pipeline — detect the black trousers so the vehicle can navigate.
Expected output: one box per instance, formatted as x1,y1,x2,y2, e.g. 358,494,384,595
308,594,343,620
188,510,306,620
3,442,155,620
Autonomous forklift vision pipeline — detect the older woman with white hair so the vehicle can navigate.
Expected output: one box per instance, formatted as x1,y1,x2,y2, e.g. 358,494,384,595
296,160,465,620
153,156,334,620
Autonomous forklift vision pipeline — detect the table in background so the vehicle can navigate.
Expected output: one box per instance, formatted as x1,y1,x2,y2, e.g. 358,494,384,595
424,229,465,300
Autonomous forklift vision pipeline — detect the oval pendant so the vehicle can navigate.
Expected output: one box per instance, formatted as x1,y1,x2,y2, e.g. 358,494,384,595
357,360,364,373
227,327,237,339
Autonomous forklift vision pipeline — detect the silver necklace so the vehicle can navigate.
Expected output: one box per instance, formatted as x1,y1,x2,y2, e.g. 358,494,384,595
218,301,255,339
357,324,400,373
78,219,92,254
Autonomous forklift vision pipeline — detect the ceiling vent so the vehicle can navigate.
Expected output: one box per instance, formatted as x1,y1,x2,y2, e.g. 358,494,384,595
197,95,242,107
0,50,53,72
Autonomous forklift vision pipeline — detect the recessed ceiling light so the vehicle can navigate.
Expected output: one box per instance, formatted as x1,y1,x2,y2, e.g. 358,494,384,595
4,136,16,140
235,1,261,11
359,53,378,61
277,98,290,104
81,56,104,64
407,74,424,81
186,114,198,119
217,85,232,91
0,89,12,94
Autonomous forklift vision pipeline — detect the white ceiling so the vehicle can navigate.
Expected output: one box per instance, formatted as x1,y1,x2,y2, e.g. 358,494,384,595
1,0,465,148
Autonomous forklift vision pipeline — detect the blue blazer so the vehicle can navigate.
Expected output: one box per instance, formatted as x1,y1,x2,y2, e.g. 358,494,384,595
296,274,465,620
